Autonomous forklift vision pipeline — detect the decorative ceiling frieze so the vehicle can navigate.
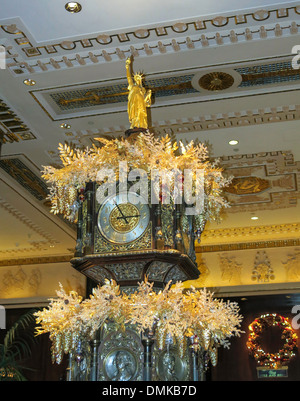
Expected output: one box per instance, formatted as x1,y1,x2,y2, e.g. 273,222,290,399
0,254,72,267
201,222,300,242
0,196,58,258
0,157,48,200
0,99,36,143
197,238,300,253
42,104,300,159
29,59,300,121
1,5,299,75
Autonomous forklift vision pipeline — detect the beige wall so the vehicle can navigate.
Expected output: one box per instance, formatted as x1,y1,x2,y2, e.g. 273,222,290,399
184,245,300,296
0,261,86,307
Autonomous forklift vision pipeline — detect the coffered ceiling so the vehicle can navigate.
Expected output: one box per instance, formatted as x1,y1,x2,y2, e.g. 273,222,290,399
0,0,299,266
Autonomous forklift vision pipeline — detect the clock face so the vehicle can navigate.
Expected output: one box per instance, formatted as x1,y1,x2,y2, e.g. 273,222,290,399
97,191,150,244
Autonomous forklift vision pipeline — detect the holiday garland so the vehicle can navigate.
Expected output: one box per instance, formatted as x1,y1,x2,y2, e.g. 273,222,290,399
41,132,231,223
35,278,243,366
246,313,298,368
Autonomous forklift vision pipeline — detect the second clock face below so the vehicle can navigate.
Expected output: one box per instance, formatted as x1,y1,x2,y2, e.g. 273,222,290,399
97,191,150,244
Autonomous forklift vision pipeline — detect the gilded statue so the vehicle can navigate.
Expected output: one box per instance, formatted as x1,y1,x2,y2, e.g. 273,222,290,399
126,57,152,129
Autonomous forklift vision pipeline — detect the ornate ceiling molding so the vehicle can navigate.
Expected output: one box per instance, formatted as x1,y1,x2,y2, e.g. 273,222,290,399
201,222,300,242
0,197,57,245
42,104,300,156
0,157,48,201
0,99,36,143
197,238,300,253
153,104,300,136
29,59,300,122
0,254,72,267
1,6,299,75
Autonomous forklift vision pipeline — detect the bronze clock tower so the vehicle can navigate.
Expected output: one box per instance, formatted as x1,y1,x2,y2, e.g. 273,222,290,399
37,59,239,381
70,57,200,292
71,180,200,292
38,58,238,383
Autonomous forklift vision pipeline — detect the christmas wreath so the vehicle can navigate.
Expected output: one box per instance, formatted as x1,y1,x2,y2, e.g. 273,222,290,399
247,313,298,368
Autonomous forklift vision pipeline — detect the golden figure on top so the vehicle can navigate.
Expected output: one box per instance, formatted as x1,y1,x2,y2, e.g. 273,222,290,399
126,57,152,129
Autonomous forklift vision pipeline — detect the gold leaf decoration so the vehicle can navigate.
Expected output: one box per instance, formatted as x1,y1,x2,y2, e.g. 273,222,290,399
34,278,243,366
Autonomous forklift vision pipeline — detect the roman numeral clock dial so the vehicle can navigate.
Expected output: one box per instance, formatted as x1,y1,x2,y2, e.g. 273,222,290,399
97,191,150,244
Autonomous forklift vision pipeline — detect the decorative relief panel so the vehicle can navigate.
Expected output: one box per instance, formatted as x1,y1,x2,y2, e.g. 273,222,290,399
165,265,189,284
0,262,85,301
219,254,243,285
184,246,300,293
282,249,300,282
221,151,300,212
104,261,145,281
147,261,174,281
226,176,271,195
154,345,190,381
251,250,275,282
1,266,41,295
98,326,143,381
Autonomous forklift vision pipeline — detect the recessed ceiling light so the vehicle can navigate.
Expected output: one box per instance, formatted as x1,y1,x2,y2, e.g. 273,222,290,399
251,216,259,220
65,2,82,13
229,140,239,146
60,123,71,129
23,79,36,86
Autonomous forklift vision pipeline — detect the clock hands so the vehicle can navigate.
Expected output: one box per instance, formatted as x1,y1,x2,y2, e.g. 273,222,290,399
116,214,140,220
113,201,129,224
99,193,149,244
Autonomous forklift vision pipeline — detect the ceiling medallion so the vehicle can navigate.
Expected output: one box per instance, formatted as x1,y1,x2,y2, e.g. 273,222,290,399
65,2,82,13
199,72,234,91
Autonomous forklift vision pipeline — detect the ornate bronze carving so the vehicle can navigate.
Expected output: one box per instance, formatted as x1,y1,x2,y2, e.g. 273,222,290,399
226,176,270,195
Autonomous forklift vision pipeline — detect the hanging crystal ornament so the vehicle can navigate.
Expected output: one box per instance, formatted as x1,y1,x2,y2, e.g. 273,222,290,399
195,229,202,244
74,339,85,366
190,335,201,353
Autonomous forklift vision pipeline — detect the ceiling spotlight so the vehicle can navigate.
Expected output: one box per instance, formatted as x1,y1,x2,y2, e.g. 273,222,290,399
23,79,36,86
229,140,239,146
60,123,71,129
65,2,82,13
251,216,259,220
